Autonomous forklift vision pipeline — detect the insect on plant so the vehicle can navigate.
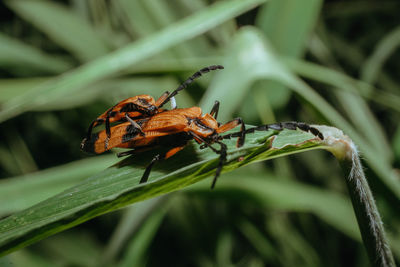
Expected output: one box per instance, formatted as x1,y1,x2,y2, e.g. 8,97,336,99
85,65,224,139
81,66,324,188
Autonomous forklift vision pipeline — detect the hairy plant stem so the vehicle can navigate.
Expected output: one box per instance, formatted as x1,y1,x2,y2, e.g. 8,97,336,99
318,126,395,267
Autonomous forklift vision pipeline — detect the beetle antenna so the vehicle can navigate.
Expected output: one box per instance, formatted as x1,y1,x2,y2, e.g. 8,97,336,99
158,65,224,108
221,122,324,140
86,120,98,139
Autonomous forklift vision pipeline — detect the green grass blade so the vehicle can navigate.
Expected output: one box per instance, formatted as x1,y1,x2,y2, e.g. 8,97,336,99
0,33,71,74
118,206,167,267
0,78,49,103
33,77,184,111
238,219,277,261
101,197,167,265
0,127,323,256
283,57,394,163
189,169,360,241
361,25,400,84
0,76,189,112
2,249,53,267
256,0,323,58
283,57,400,113
0,0,266,123
0,155,117,216
202,27,400,200
114,0,159,37
308,33,393,164
253,0,323,111
36,231,101,266
6,0,110,62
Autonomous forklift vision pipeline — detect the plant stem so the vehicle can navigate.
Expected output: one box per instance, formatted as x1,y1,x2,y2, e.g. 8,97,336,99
340,153,395,267
319,125,395,266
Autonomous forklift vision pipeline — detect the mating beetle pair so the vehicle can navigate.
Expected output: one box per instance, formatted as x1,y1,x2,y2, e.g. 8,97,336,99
81,66,323,188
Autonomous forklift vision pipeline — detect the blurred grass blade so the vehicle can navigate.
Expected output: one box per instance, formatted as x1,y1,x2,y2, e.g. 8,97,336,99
4,127,38,175
267,216,321,266
256,0,322,58
253,0,323,110
2,249,52,267
238,219,277,261
0,76,183,111
0,78,49,103
6,0,110,62
190,168,360,241
309,33,393,164
0,33,71,74
114,0,159,38
101,197,168,265
0,127,324,256
0,155,116,216
118,206,167,267
284,57,397,163
215,231,234,266
361,25,400,84
283,57,400,113
200,27,272,120
37,231,101,266
33,77,186,111
202,26,400,200
0,0,266,123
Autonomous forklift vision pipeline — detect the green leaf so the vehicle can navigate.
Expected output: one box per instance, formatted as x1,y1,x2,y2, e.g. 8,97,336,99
194,170,360,241
254,0,323,110
100,197,167,265
0,0,266,122
0,33,71,74
282,57,400,113
0,155,117,216
0,78,49,103
283,57,394,163
307,32,393,165
361,25,400,84
119,206,167,267
0,127,323,256
256,0,322,57
6,0,110,62
201,26,400,200
0,77,187,111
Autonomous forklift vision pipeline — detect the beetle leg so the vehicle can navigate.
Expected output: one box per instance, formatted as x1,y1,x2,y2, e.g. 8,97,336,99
125,113,145,136
155,91,169,106
140,154,161,183
211,141,227,189
117,146,155,158
155,91,177,109
105,115,111,138
222,122,324,140
158,65,224,108
188,131,227,189
209,100,220,120
216,117,246,147
117,149,135,157
188,131,218,153
140,145,185,184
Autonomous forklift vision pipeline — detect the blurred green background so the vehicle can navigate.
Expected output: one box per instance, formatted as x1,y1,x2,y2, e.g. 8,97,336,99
0,0,399,266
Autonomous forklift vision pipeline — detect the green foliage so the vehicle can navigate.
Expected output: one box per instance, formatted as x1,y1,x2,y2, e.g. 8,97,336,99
0,0,399,265
0,129,324,256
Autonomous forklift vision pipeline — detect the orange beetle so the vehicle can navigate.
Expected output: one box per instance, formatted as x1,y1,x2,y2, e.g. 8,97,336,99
81,102,323,188
85,65,224,139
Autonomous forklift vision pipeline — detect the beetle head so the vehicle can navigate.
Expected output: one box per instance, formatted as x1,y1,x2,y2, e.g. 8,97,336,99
187,113,220,141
